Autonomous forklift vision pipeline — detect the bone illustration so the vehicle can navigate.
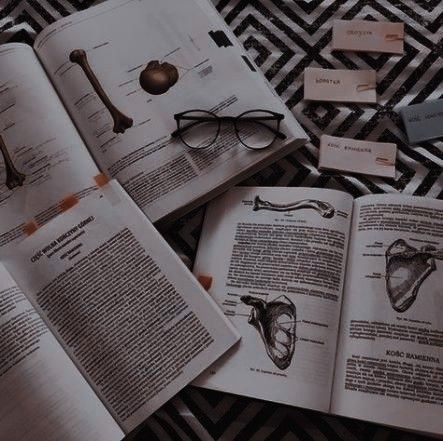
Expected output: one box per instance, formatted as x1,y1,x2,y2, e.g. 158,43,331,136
253,196,335,218
0,134,25,190
385,239,443,313
139,60,179,95
69,49,133,134
241,295,296,370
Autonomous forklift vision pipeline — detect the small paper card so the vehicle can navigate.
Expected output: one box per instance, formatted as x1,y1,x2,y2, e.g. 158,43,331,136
400,100,443,144
304,67,377,103
332,20,404,54
319,134,396,178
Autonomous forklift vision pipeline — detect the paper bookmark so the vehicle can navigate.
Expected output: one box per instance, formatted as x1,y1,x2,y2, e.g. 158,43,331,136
319,134,396,178
304,67,377,103
332,20,404,54
197,275,213,291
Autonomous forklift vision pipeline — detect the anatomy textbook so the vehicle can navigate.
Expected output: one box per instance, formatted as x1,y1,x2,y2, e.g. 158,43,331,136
0,0,307,250
193,186,443,438
0,180,239,440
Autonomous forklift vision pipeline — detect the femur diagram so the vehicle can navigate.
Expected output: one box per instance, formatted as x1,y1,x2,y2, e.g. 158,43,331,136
0,134,26,190
253,195,335,218
69,49,180,135
241,295,297,370
69,49,134,134
385,239,443,313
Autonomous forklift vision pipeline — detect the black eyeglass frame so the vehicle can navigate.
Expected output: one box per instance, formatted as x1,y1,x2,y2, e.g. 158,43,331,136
171,109,287,150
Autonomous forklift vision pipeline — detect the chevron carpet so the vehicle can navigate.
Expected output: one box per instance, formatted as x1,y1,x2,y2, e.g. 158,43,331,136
0,0,442,440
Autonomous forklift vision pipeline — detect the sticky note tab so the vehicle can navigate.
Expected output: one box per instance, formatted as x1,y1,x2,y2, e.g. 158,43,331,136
400,100,443,144
23,221,39,236
59,194,79,212
197,275,213,291
304,67,377,103
94,173,110,188
332,20,404,54
319,135,396,178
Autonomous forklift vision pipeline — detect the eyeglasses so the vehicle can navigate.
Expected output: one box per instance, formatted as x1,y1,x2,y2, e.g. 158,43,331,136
171,109,287,150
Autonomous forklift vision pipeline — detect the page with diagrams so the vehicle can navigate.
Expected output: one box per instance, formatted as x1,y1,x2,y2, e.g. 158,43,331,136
0,43,100,249
332,194,443,436
193,186,353,412
33,0,306,223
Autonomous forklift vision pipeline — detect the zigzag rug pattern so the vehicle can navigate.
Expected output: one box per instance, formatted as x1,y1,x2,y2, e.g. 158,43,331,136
0,0,441,440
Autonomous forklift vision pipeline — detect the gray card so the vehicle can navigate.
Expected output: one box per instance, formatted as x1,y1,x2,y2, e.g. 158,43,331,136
400,100,443,144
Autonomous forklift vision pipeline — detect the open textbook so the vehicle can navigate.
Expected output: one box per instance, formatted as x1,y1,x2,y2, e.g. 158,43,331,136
194,186,443,437
0,0,307,249
0,180,239,441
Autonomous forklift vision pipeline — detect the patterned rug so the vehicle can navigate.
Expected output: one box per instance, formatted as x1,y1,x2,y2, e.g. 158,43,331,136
1,0,442,439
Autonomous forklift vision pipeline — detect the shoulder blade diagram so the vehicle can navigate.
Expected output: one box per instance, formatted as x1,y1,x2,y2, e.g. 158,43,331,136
385,239,443,313
241,295,297,370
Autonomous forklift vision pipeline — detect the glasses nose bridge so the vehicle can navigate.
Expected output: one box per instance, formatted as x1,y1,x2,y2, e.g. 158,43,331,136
219,116,237,125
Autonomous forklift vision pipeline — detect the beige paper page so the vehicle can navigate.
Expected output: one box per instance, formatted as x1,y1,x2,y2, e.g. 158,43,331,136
2,180,239,433
0,44,100,248
34,0,306,223
194,187,353,412
332,194,443,437
0,263,123,441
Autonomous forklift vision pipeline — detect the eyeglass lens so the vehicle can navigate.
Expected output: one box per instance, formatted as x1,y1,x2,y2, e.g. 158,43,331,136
177,110,220,149
235,110,279,150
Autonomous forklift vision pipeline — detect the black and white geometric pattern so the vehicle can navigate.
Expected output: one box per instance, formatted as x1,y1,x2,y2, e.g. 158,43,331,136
1,0,442,440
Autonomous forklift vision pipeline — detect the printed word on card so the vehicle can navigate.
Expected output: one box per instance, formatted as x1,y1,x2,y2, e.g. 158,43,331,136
400,100,443,144
319,135,397,178
332,20,404,54
304,68,377,103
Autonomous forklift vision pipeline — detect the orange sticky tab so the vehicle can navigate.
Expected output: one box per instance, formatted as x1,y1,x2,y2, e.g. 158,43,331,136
59,194,79,212
94,173,109,188
198,275,213,291
23,221,38,236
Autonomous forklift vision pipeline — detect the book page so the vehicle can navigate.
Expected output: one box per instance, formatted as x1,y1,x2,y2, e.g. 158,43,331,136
33,0,306,223
0,263,123,441
193,187,354,412
332,194,443,436
1,180,239,433
0,43,100,248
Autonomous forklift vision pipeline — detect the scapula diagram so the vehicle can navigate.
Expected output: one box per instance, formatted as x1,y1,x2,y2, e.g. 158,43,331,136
0,134,25,190
241,295,297,370
385,239,443,313
253,196,335,218
69,49,133,134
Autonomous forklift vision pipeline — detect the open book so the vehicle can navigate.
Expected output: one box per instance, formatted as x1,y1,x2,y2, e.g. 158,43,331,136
0,0,306,249
194,186,443,437
0,180,239,441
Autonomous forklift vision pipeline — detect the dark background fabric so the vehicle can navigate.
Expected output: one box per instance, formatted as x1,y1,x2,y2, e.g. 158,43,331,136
0,0,441,439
